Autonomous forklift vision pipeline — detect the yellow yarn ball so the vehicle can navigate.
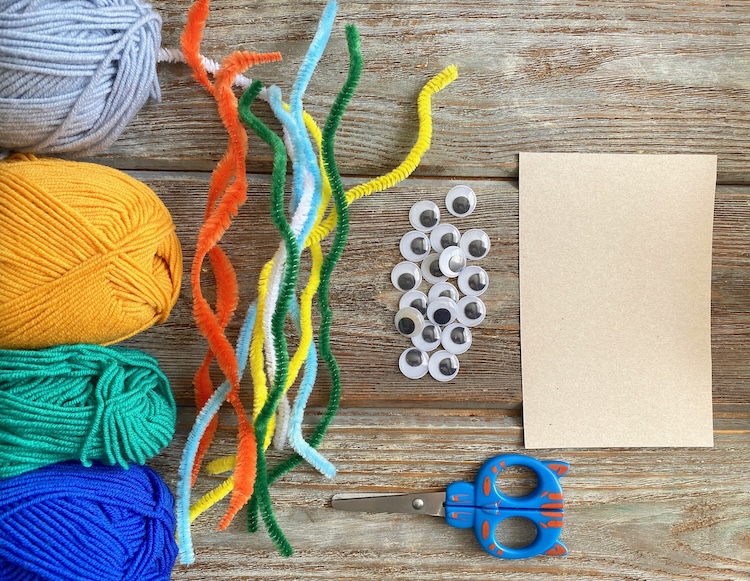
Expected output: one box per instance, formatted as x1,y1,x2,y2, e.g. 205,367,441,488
0,154,183,349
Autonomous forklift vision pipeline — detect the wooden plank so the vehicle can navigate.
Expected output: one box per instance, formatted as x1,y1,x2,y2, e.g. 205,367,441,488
156,407,750,580
120,174,750,407
86,1,750,183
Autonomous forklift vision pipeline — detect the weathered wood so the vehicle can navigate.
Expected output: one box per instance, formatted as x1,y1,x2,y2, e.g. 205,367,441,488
122,174,750,408
86,0,750,184
153,407,750,580
75,1,750,578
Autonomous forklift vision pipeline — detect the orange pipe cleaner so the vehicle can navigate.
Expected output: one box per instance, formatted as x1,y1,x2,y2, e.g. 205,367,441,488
181,0,282,526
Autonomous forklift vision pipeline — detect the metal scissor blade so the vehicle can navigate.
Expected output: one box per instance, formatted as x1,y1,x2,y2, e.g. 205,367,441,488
332,491,446,517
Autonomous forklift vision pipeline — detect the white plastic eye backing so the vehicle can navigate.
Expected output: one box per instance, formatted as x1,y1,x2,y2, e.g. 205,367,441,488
429,350,460,382
441,323,473,355
409,200,440,232
427,296,458,327
394,306,425,338
439,246,467,278
391,261,422,292
428,281,459,303
445,185,477,218
399,290,428,317
399,347,429,379
456,296,486,327
458,265,489,296
412,322,441,352
399,231,431,262
460,229,491,260
429,223,460,254
421,253,447,284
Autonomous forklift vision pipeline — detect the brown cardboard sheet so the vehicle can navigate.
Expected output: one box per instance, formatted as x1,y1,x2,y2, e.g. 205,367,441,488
519,153,716,448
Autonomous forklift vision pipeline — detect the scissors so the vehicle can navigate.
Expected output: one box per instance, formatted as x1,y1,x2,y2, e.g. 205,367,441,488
332,453,569,559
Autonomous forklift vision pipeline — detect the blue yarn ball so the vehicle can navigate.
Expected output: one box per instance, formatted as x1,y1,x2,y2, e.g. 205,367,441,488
0,462,178,581
0,0,162,156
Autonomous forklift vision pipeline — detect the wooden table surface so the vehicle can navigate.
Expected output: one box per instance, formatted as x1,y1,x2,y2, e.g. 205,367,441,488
100,2,750,579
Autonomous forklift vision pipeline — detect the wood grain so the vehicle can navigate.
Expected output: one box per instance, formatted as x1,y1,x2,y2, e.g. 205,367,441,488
153,408,750,580
122,174,750,408
86,0,750,184
80,1,750,578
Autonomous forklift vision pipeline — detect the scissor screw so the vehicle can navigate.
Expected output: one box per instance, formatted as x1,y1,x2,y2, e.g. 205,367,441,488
412,498,425,510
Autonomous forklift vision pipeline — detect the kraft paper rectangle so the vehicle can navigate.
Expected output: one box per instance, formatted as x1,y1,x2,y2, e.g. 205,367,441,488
519,152,716,448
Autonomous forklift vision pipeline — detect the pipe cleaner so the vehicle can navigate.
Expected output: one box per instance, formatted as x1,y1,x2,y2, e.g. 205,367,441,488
254,0,336,450
201,65,458,490
181,0,282,528
192,62,460,530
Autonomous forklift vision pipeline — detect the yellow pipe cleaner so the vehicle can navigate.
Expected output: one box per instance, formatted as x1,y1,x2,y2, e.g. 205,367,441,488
190,64,458,522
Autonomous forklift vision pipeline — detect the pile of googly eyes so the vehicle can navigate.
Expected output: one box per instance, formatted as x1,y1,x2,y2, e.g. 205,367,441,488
392,185,489,382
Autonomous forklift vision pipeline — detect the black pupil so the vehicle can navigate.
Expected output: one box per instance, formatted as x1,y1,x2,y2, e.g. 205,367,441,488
434,308,451,325
411,299,427,315
441,233,457,248
398,318,416,335
439,290,452,298
452,196,470,215
465,303,482,319
468,239,486,257
468,272,487,291
439,357,457,376
398,273,415,290
419,210,438,228
429,260,442,277
411,237,428,255
450,328,467,344
405,349,423,367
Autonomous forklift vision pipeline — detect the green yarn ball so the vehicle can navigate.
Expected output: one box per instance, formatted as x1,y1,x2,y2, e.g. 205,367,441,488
0,344,176,478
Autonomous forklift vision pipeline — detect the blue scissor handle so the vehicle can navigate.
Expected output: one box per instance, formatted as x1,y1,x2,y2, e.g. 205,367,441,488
444,454,569,559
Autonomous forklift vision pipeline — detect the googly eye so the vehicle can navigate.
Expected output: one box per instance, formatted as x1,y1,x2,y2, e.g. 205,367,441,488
394,306,425,338
399,290,428,317
421,253,447,284
427,296,458,327
458,265,489,296
399,347,429,379
456,296,486,327
399,231,431,262
429,223,460,253
439,246,467,278
391,261,422,292
428,281,459,303
409,200,440,232
412,322,441,352
441,323,472,355
445,185,477,218
428,350,460,382
460,229,491,260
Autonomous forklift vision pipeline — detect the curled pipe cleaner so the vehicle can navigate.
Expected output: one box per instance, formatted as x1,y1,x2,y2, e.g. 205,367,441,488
175,303,256,565
199,64,460,505
255,85,321,449
253,86,316,446
249,22,364,556
237,81,301,553
181,0,282,525
253,1,335,449
177,76,292,564
248,61,459,535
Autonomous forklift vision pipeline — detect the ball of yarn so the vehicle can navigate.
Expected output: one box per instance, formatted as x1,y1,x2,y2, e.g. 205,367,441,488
0,344,176,478
0,154,183,349
0,0,162,156
0,462,178,581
